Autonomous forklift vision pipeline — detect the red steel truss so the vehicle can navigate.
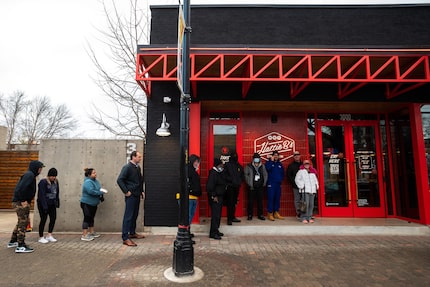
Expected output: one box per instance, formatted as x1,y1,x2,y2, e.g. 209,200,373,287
136,47,430,99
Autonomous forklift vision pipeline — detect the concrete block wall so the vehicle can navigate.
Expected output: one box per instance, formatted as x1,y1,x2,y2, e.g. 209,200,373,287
34,139,144,233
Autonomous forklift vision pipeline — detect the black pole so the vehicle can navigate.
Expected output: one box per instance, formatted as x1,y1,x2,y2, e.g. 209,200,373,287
172,0,194,277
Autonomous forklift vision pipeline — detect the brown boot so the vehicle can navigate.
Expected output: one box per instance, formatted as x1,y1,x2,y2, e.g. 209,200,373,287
268,212,275,221
274,211,284,220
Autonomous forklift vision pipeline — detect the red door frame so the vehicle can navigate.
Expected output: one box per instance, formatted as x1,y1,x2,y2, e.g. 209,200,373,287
316,120,386,217
208,118,244,217
410,104,430,225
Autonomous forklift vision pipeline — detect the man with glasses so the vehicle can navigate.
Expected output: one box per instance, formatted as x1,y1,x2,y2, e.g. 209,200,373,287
287,151,302,220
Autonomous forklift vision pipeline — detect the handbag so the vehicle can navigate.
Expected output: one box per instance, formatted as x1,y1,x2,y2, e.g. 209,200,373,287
299,190,307,213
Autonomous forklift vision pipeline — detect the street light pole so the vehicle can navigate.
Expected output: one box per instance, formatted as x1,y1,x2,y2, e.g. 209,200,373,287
172,0,194,277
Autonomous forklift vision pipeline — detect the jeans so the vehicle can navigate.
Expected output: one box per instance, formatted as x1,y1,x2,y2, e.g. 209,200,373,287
122,195,140,241
301,193,315,221
189,199,197,224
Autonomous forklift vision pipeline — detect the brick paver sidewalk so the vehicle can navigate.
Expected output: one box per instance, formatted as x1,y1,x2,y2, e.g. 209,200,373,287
1,232,430,287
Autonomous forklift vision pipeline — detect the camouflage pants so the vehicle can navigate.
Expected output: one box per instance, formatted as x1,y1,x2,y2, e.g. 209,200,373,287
11,202,30,244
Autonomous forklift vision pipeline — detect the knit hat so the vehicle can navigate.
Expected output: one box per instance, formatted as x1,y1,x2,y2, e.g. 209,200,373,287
47,168,58,177
252,153,260,159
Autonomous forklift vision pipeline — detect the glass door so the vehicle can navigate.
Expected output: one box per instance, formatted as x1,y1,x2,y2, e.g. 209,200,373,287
317,121,386,217
209,120,243,217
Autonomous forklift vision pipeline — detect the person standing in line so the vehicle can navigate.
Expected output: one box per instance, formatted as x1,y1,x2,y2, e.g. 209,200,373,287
265,151,285,221
244,153,268,221
8,160,45,253
37,168,60,244
80,168,106,241
206,158,227,240
188,154,202,239
295,159,319,224
224,152,244,225
287,151,303,220
117,151,145,247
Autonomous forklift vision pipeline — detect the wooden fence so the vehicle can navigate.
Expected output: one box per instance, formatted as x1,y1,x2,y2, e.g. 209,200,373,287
0,151,39,209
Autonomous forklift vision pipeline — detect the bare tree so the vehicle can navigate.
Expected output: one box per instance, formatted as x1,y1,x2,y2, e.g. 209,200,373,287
87,0,149,139
21,96,78,146
0,91,26,149
0,92,78,149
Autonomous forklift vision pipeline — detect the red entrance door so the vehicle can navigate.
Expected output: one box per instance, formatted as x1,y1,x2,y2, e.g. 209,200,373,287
316,121,386,217
209,120,243,217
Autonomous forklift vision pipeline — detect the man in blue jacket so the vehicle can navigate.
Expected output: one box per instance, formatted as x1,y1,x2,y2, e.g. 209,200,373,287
8,160,45,253
265,151,284,221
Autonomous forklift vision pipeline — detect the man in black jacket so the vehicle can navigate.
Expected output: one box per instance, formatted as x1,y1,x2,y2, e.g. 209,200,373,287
207,158,226,240
8,160,44,253
287,151,302,219
117,151,145,247
224,152,244,225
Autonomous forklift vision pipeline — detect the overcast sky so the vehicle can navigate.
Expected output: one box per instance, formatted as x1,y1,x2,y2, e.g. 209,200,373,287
1,0,428,138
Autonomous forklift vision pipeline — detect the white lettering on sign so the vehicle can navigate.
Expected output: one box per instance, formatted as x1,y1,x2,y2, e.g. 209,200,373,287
340,114,352,121
254,132,296,162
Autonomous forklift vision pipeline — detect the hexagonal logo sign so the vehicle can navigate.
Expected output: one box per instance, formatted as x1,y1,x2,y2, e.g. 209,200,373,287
254,132,296,162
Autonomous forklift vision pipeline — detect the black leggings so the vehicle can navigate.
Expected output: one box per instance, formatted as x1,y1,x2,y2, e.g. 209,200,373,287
37,203,57,237
80,202,98,229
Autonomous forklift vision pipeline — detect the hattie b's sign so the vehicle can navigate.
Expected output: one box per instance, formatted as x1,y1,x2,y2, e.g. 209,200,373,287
254,132,296,162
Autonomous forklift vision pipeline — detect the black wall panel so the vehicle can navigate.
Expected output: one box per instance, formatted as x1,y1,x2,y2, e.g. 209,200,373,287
150,5,430,47
144,82,181,226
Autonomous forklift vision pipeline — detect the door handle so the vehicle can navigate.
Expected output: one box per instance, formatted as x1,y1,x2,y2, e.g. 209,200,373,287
345,160,352,203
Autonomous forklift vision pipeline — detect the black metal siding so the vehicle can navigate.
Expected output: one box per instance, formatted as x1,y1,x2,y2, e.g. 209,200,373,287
150,5,430,47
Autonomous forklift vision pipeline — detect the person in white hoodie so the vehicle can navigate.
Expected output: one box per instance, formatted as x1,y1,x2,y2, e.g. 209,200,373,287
295,159,319,224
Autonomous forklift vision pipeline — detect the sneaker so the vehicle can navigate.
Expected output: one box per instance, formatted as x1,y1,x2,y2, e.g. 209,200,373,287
15,245,34,253
81,234,94,241
89,232,100,238
38,237,49,244
7,241,18,248
45,236,57,242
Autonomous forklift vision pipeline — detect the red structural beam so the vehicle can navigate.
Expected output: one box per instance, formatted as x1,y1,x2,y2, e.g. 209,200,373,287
136,47,430,98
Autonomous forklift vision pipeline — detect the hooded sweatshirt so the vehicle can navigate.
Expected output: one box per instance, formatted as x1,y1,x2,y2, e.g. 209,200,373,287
12,160,44,203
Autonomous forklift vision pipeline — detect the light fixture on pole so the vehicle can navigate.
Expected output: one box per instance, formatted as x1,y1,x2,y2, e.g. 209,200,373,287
156,113,171,137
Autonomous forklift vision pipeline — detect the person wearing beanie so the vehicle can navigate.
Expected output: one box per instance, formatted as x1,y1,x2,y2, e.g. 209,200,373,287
244,153,268,221
206,158,227,240
265,151,285,221
37,168,60,244
8,160,45,253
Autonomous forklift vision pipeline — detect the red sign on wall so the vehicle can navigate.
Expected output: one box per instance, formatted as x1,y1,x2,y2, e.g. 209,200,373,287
254,132,296,162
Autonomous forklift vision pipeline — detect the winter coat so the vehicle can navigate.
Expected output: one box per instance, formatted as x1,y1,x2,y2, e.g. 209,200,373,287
244,162,268,190
287,160,302,188
188,163,202,197
265,159,284,185
12,160,44,204
295,169,319,194
117,162,144,197
37,177,60,211
224,159,244,188
206,167,227,198
80,177,104,206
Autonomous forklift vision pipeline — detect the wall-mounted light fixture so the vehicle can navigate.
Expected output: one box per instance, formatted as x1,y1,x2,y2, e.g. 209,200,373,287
156,113,171,137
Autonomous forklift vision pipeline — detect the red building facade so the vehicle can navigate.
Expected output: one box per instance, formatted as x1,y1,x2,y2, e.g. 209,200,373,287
137,4,430,226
